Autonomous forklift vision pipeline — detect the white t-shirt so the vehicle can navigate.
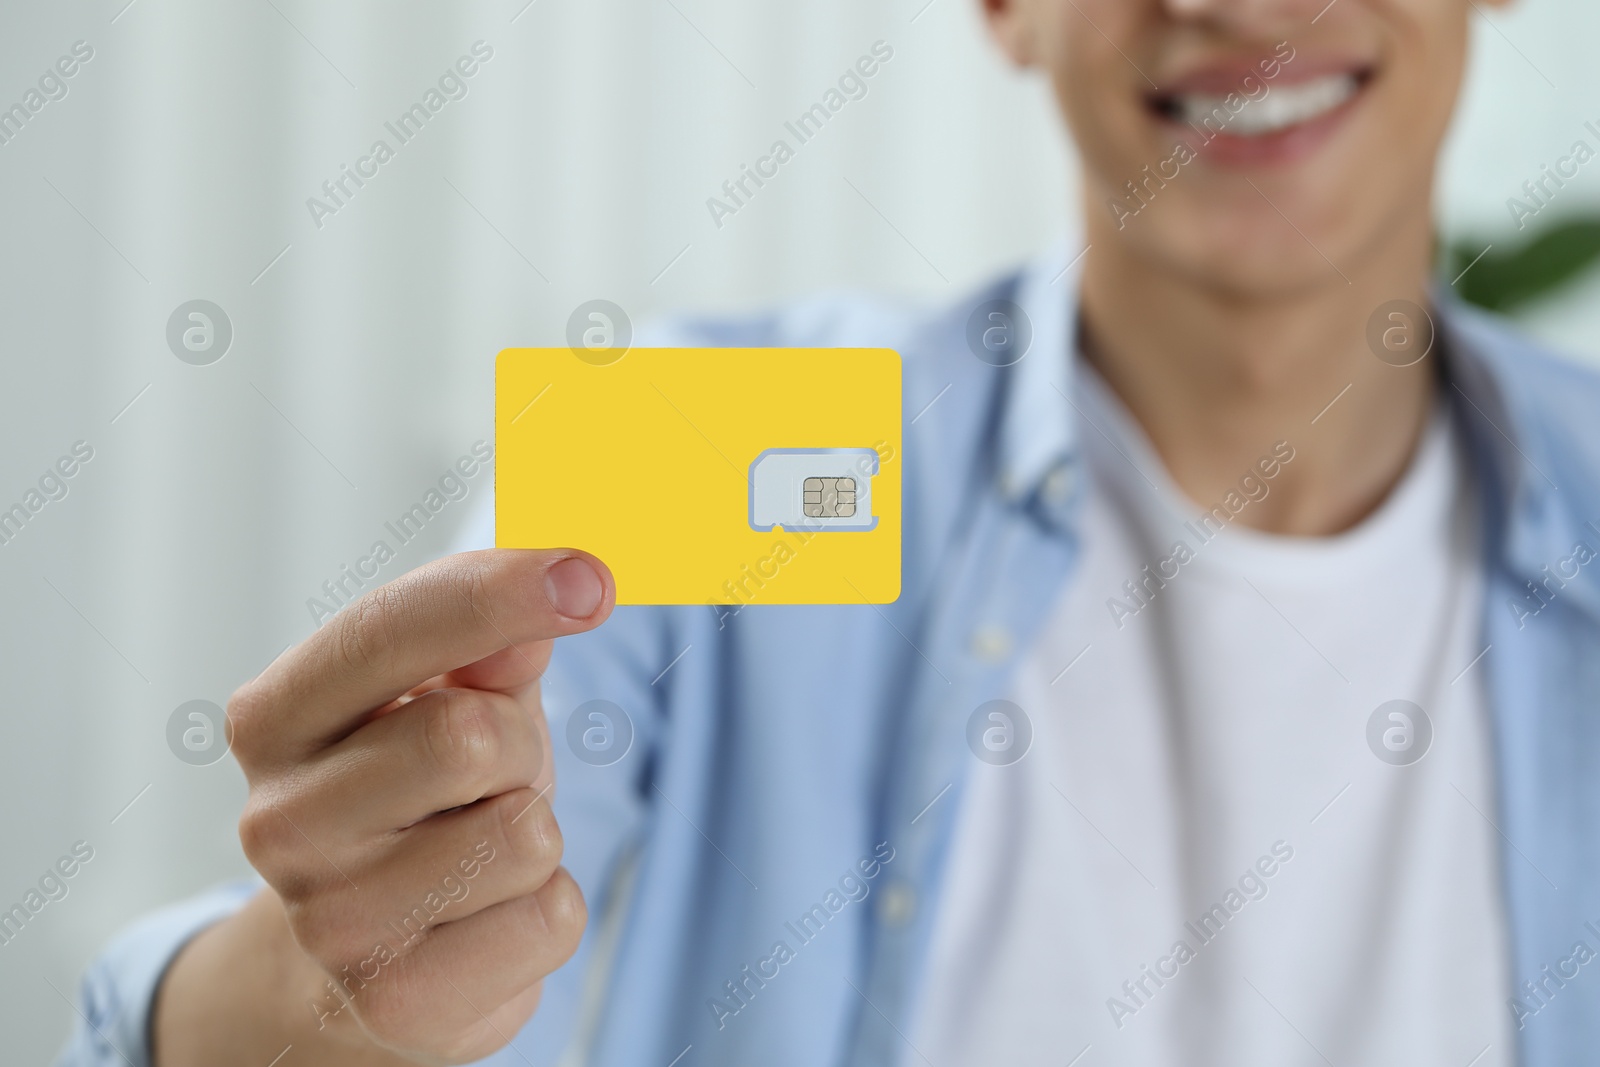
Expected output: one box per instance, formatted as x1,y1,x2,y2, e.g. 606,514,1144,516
908,365,1513,1067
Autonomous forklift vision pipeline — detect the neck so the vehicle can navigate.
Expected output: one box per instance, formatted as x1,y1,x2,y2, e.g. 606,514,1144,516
1075,209,1438,537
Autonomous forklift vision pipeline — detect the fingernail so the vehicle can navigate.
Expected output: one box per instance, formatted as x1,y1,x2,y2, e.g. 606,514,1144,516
546,557,603,619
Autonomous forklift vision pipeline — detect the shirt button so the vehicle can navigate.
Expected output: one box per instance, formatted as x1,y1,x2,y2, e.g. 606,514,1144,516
877,881,917,927
969,624,1013,662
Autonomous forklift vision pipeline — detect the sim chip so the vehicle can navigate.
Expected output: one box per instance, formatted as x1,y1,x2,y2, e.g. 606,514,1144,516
750,448,878,532
803,477,855,518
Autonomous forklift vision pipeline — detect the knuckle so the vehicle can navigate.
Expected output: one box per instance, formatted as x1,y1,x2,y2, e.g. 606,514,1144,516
337,585,405,676
288,895,367,966
352,983,422,1047
421,689,501,787
461,563,503,628
237,796,293,870
363,957,473,1053
538,869,587,951
469,551,549,630
238,793,334,906
501,793,564,872
224,684,270,763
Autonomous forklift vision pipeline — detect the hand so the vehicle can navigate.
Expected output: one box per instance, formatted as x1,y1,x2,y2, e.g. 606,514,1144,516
156,548,614,1065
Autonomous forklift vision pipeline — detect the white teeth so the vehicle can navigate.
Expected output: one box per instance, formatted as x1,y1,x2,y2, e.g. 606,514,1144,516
1174,73,1360,137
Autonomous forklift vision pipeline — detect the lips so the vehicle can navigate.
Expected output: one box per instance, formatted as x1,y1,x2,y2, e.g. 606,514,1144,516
1154,72,1365,136
1144,58,1377,166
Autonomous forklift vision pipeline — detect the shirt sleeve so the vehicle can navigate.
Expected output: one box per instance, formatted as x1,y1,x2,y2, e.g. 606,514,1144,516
53,880,262,1067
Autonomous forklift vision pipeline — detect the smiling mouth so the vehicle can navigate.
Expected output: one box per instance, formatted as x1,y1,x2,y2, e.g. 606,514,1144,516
1148,69,1374,138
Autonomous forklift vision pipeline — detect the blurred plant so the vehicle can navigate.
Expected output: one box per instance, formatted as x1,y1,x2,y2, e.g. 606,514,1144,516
1442,215,1600,313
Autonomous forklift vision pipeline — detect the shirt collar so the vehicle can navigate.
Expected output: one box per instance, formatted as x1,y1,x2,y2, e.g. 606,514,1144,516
989,241,1600,625
993,237,1084,512
1437,294,1600,623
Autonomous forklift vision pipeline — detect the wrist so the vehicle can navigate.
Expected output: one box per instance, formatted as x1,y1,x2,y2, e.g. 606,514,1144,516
153,889,409,1066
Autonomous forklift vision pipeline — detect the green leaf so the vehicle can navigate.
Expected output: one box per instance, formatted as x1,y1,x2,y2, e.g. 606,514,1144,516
1443,216,1600,313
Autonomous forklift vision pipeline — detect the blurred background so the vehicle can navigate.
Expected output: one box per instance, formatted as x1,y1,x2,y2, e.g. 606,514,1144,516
2,0,1599,1058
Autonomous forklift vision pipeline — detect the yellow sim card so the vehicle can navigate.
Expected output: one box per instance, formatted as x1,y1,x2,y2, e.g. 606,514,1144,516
495,347,901,607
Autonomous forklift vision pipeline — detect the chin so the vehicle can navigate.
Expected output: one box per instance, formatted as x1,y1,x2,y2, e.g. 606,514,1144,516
1093,186,1358,300
1180,245,1347,302
1183,249,1349,301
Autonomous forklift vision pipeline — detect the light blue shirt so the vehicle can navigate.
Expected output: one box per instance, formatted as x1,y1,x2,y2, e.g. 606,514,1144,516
59,242,1600,1066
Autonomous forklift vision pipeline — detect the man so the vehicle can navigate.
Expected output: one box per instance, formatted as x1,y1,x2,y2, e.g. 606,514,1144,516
62,0,1600,1064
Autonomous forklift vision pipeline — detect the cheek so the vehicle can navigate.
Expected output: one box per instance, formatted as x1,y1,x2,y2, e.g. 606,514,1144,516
1045,1,1176,179
1369,0,1472,149
1054,65,1153,177
1037,0,1140,84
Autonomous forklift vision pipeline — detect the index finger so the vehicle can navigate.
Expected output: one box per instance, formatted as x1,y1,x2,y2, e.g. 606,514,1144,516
233,548,613,762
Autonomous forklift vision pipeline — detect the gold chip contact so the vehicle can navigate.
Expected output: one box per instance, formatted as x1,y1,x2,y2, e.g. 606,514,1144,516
803,476,856,518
